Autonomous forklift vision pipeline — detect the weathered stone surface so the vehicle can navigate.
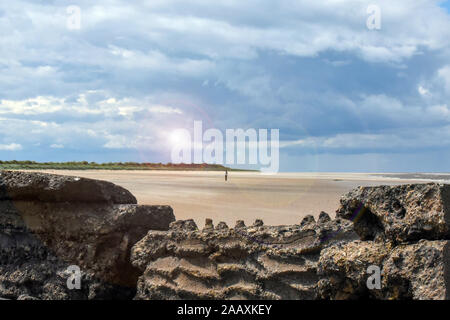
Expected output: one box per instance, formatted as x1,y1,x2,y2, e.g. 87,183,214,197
0,201,174,297
216,222,228,230
0,221,137,300
0,171,175,300
337,183,450,242
320,183,450,300
131,218,358,300
0,171,136,204
17,294,39,300
381,240,450,300
169,219,198,231
318,239,450,300
317,241,391,299
318,212,331,224
301,215,315,226
10,202,173,285
204,218,214,230
235,220,246,229
253,219,264,227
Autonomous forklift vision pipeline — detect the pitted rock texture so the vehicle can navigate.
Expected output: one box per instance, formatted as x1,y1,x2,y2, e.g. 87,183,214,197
318,240,450,300
0,171,175,299
0,229,137,300
131,218,358,300
319,183,450,300
337,183,450,242
3,201,174,287
317,241,392,300
381,240,450,300
0,170,136,204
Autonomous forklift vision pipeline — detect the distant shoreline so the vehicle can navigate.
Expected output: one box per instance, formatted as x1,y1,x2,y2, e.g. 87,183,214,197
0,161,257,172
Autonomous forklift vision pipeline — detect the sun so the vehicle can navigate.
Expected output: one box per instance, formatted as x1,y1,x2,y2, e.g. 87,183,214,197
169,129,191,147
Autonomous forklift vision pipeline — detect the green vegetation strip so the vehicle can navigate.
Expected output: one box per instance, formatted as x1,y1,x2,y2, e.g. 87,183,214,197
0,161,255,171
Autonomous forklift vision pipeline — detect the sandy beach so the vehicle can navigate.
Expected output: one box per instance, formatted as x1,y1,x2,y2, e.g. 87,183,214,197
28,170,449,227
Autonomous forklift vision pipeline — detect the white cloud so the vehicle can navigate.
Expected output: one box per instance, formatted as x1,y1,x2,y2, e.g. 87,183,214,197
1,0,449,81
148,105,183,114
0,96,62,115
418,85,430,96
107,46,214,75
438,65,450,93
281,125,450,151
0,92,184,118
0,143,22,151
0,91,192,153
428,104,450,118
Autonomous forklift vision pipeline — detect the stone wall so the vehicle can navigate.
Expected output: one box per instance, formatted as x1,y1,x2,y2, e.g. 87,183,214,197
0,171,175,299
0,171,449,300
318,183,450,300
131,216,357,299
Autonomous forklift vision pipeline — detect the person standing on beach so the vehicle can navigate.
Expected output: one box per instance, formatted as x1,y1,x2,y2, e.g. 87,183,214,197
225,170,228,181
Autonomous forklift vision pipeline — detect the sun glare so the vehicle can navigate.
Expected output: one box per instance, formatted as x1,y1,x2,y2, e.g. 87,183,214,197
169,129,190,147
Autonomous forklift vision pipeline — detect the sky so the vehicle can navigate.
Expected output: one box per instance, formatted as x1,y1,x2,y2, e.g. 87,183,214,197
1,0,450,172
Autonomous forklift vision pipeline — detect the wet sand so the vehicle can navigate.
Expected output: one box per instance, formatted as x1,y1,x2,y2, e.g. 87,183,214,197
31,170,448,227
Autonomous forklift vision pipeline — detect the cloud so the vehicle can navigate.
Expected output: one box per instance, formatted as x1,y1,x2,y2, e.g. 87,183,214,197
148,105,183,114
0,143,22,151
0,92,184,119
1,1,450,171
438,65,450,93
418,85,430,96
0,96,63,115
281,125,450,153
